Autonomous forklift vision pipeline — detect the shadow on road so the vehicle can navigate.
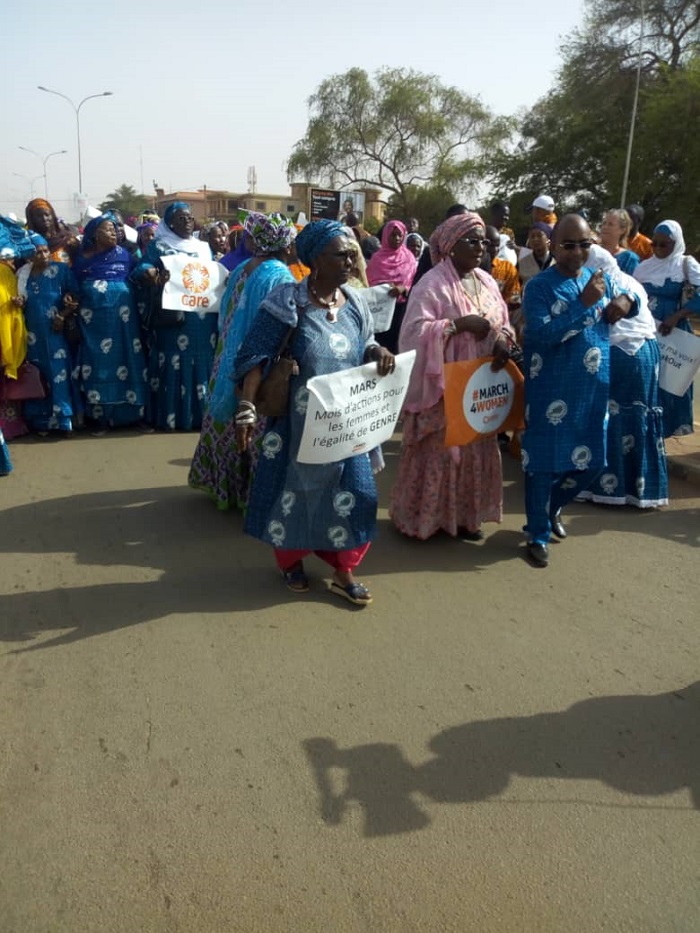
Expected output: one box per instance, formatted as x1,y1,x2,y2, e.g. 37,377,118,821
303,681,700,836
1,449,697,648
0,480,524,651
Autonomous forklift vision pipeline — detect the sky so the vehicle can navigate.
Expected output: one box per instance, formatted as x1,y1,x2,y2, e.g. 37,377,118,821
1,0,585,221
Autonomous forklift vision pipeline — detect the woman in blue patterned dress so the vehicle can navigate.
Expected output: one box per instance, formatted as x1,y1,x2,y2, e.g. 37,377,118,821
134,202,216,431
634,220,700,437
233,221,395,606
73,216,147,434
578,246,667,508
189,213,296,510
17,236,80,435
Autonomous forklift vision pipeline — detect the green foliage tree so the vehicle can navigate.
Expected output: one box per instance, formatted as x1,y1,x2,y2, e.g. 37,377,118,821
99,184,150,219
489,0,700,241
288,68,511,219
384,184,460,237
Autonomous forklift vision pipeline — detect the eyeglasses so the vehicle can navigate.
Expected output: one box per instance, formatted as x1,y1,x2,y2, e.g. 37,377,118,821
560,240,592,251
457,237,488,248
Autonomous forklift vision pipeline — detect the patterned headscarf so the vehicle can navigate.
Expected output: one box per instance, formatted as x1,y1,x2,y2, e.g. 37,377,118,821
29,232,48,248
429,211,485,266
164,201,191,228
294,219,346,267
243,212,296,255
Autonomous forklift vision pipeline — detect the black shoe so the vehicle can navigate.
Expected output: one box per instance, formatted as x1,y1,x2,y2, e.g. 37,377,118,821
526,541,549,567
459,528,484,541
550,510,567,540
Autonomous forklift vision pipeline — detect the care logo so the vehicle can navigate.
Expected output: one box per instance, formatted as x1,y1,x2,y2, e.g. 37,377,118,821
182,262,210,294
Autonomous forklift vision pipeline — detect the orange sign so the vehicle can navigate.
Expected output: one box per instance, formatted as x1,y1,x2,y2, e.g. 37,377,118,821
443,357,525,446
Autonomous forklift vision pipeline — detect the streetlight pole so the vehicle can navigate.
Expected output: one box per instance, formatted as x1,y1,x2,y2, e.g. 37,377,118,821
12,173,44,200
18,146,67,199
37,86,113,195
621,0,645,208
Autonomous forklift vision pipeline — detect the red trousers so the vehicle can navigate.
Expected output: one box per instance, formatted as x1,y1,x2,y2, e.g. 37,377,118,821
274,543,371,573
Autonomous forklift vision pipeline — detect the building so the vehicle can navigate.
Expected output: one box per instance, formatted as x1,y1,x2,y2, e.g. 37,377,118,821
154,184,385,226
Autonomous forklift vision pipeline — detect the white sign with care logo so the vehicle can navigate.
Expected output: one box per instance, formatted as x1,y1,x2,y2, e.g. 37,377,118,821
160,254,227,314
296,351,416,464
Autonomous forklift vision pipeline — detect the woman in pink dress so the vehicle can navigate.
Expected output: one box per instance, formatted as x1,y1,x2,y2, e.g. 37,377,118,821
390,212,515,540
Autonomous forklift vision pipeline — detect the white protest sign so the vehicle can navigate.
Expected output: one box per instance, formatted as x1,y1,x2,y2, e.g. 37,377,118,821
364,284,397,334
656,326,700,397
160,253,227,314
297,350,416,464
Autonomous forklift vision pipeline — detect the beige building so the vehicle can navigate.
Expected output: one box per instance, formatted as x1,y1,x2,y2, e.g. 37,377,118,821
154,184,385,226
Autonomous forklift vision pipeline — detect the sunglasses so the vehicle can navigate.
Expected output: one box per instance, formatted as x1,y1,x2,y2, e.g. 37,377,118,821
560,240,592,250
457,237,488,248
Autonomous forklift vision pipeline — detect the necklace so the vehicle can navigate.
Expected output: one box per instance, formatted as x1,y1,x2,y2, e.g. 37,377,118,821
310,284,340,321
461,272,483,313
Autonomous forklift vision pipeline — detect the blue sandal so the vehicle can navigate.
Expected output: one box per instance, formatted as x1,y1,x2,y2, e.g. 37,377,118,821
330,581,373,606
282,565,309,593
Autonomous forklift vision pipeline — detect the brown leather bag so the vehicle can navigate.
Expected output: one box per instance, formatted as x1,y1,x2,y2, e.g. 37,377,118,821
255,321,300,418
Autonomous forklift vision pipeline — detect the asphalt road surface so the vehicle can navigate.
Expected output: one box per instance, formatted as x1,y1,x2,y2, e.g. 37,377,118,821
1,431,698,933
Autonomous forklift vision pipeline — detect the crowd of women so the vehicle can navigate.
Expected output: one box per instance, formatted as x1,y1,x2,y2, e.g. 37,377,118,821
1,195,699,590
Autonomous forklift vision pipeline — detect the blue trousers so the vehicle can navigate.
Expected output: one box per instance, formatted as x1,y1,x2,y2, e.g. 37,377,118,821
524,468,602,545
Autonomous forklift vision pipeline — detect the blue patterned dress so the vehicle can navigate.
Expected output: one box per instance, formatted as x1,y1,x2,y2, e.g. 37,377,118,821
521,266,638,543
0,428,11,475
635,277,699,437
138,238,217,431
188,258,295,510
20,262,79,432
73,246,147,427
235,280,378,552
614,250,640,276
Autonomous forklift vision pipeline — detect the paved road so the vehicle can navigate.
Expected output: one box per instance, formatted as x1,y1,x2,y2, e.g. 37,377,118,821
1,431,698,933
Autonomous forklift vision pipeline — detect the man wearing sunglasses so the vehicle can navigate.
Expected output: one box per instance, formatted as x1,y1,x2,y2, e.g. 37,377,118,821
520,214,639,567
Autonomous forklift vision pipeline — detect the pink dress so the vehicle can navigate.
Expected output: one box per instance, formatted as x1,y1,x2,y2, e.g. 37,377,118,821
390,261,513,538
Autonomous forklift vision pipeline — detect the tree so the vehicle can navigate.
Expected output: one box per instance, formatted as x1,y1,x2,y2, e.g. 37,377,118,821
288,68,511,218
489,0,700,241
384,184,460,237
99,184,150,219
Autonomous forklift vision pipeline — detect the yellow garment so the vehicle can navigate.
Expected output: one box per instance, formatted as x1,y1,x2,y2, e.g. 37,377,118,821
0,264,27,380
628,231,653,261
533,208,557,226
289,261,310,282
491,257,521,305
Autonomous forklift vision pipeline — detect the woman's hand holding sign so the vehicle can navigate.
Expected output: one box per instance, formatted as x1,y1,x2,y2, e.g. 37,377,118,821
366,345,396,376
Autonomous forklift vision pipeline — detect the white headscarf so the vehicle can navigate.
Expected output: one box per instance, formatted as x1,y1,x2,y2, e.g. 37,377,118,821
153,219,212,260
586,244,657,355
634,219,700,288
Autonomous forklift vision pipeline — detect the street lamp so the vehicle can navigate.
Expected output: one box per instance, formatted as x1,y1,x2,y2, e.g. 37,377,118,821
37,86,113,195
620,0,645,207
12,173,44,200
18,146,67,199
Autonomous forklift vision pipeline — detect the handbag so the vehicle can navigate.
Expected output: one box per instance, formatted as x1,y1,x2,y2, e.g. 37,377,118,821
680,256,696,308
0,361,47,401
256,316,301,418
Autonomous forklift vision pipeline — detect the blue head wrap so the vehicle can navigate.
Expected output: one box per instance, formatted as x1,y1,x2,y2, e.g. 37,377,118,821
295,220,346,267
654,222,674,239
164,201,190,227
29,232,49,248
82,214,113,249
